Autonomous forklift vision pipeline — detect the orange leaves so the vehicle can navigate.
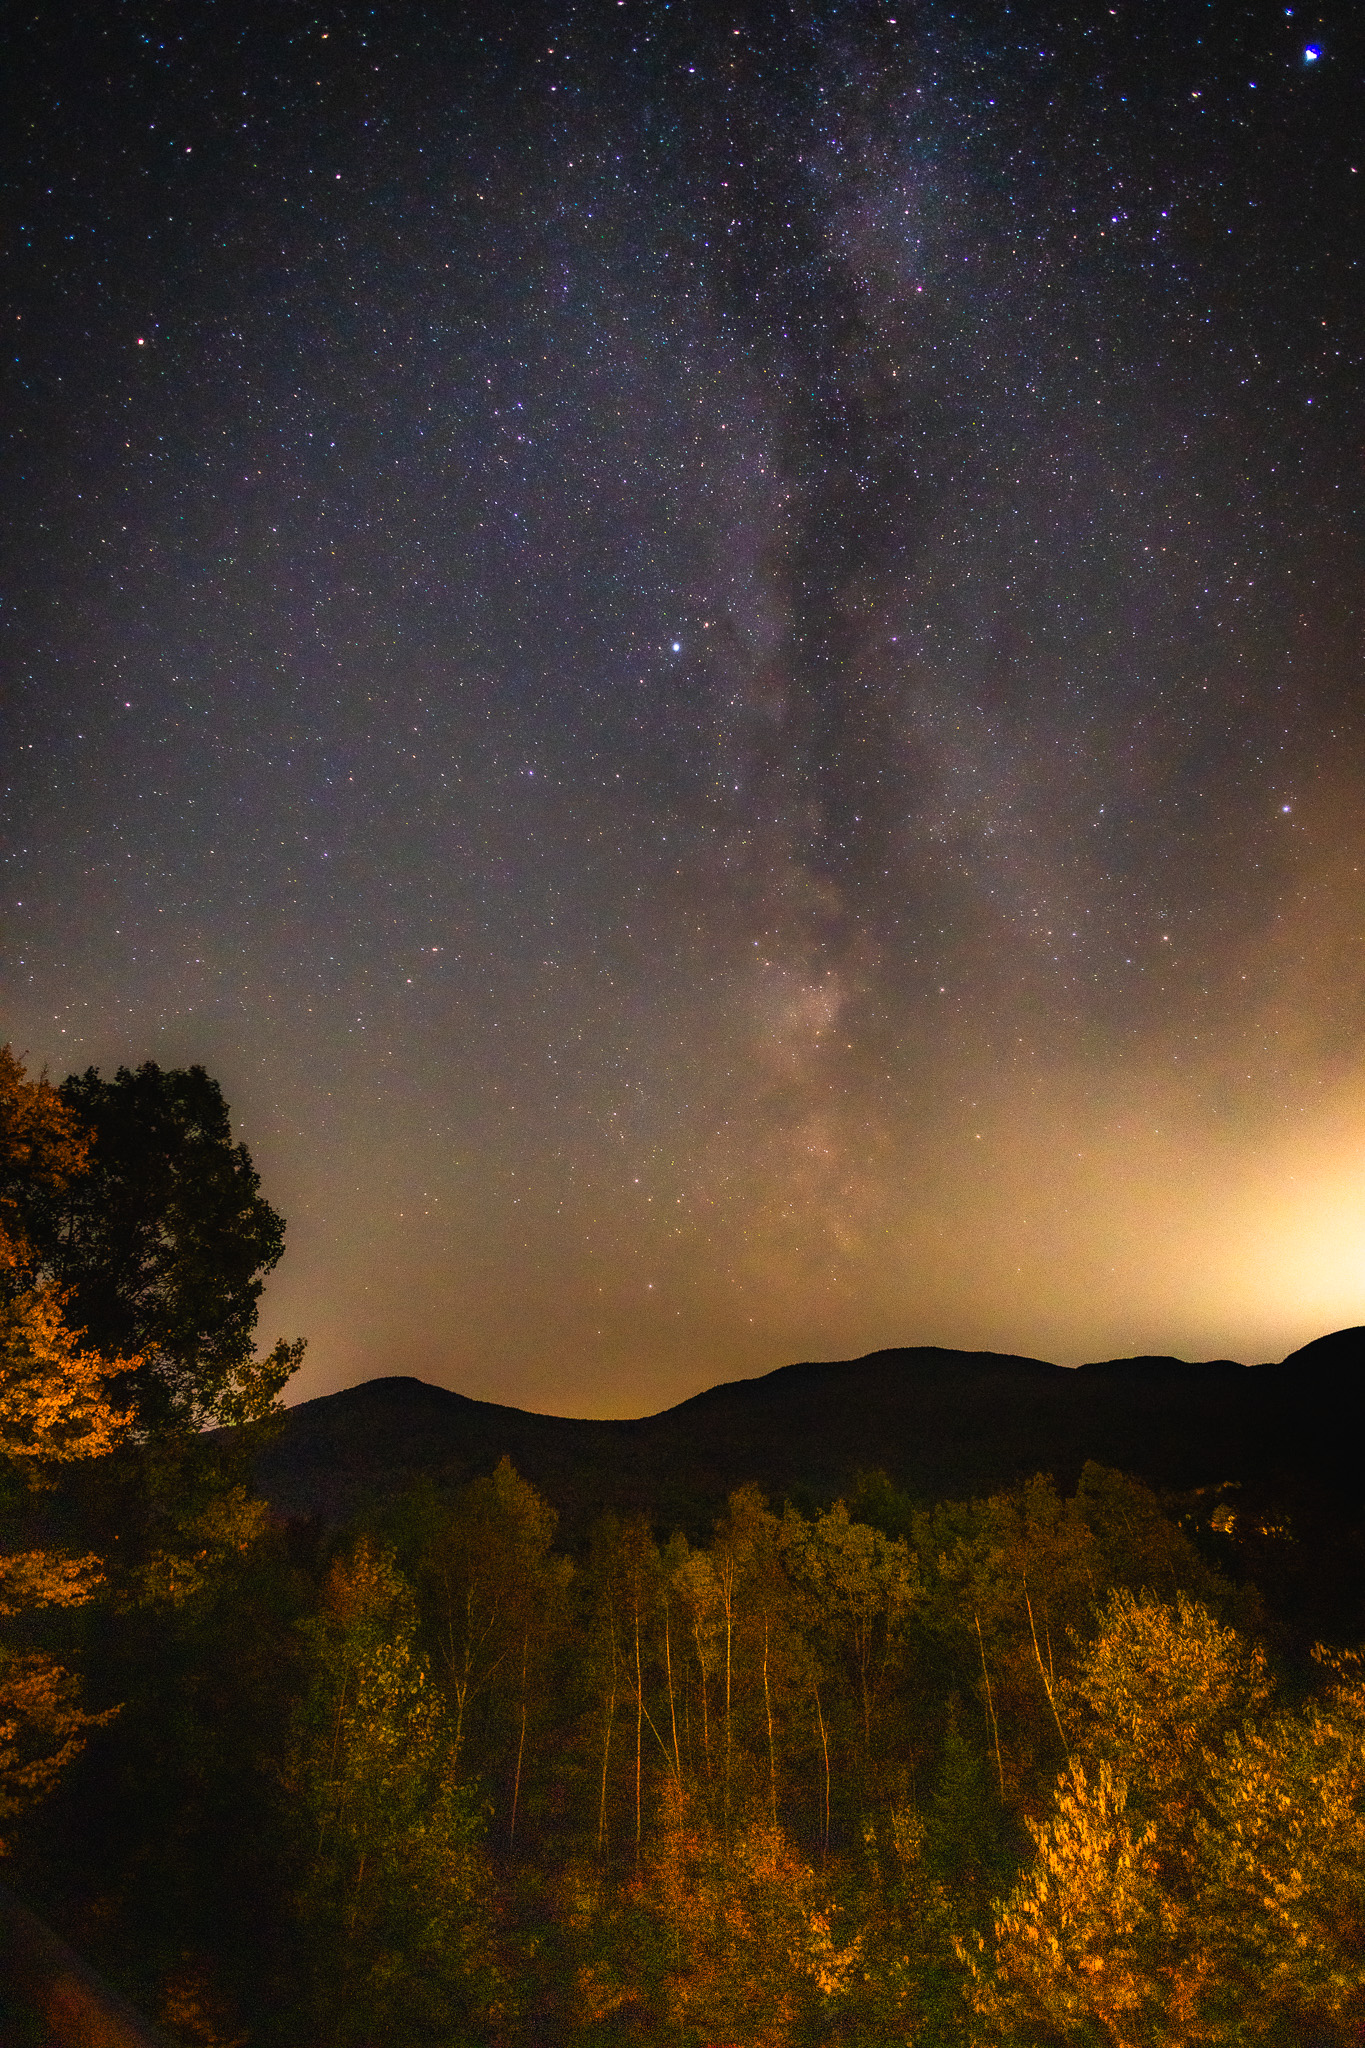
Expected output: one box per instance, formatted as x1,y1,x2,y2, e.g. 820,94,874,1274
0,1651,118,1851
1066,1588,1271,1810
0,1045,89,1270
0,1283,133,1471
645,1790,863,2048
1,1048,136,1843
1198,1649,1365,2034
1,1047,134,1474
963,1760,1173,2048
0,1547,105,1618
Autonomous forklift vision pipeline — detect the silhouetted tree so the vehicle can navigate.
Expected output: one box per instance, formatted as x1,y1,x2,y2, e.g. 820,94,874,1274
22,1061,302,1435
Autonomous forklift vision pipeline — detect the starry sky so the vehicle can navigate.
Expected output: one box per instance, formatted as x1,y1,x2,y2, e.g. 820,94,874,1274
4,0,1362,1416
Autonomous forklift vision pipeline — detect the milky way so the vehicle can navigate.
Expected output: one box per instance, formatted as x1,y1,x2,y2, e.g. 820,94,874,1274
5,1,1362,1412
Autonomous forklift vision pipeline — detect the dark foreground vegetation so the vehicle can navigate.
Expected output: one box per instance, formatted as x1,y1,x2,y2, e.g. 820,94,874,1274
3,1046,1364,2046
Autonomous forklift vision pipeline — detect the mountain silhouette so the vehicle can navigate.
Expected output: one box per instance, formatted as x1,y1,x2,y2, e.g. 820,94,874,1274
254,1326,1365,1543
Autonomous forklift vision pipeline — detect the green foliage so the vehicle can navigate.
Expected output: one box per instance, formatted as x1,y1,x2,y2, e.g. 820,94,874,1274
846,1466,918,1542
923,1709,1018,1907
1074,1460,1238,1612
289,1538,501,2045
782,1499,919,1759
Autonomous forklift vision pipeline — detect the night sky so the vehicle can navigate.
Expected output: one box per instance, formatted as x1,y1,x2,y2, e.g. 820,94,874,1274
4,0,1362,1416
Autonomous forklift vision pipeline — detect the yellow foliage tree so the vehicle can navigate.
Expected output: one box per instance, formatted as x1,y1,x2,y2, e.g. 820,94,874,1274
965,1592,1365,2047
1199,1646,1365,2040
964,1759,1183,2048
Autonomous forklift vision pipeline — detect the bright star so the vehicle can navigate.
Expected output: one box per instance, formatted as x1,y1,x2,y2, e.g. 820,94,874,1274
671,641,681,652
1304,45,1321,61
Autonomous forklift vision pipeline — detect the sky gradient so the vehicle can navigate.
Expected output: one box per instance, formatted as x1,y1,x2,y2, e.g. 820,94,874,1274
4,0,1362,1415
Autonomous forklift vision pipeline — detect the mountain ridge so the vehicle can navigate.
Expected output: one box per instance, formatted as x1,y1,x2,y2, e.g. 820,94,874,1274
254,1327,1365,1538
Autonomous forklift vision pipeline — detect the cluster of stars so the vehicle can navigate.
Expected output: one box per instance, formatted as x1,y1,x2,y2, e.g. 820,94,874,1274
4,0,1361,1409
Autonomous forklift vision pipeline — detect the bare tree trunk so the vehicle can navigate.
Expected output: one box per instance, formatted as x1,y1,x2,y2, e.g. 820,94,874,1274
320,1667,349,1852
683,1675,691,1778
598,1606,619,1858
664,1602,682,1786
721,1558,735,1836
813,1685,831,1867
634,1598,644,1864
975,1611,1006,1802
693,1621,712,1786
510,1628,529,1847
762,1615,777,1826
858,1627,872,1763
1025,1581,1071,1769
598,1685,616,1858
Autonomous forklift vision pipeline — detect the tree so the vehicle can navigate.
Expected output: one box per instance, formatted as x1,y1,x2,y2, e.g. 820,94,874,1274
966,1757,1172,2048
413,1460,570,1841
22,1061,303,1435
782,1496,918,1825
669,1538,723,1798
962,1593,1336,2048
1199,1645,1365,2041
1065,1588,1270,1838
0,1047,88,1275
0,1283,128,1848
1,1047,132,1847
645,1790,863,2048
289,1539,500,2045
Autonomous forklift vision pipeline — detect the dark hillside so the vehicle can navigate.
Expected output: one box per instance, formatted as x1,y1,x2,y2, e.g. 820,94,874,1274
255,1327,1365,1543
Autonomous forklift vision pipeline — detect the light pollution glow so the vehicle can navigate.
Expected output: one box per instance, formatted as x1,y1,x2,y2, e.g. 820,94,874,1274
6,1,1361,1417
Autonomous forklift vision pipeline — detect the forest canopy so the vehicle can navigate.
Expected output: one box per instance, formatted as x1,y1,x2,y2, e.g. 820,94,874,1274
2,1041,1364,2048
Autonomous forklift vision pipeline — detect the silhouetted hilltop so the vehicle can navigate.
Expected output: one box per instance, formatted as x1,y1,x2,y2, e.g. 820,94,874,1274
254,1327,1365,1540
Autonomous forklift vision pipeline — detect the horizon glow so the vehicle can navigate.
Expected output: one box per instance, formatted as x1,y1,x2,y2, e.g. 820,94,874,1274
6,2,1360,1418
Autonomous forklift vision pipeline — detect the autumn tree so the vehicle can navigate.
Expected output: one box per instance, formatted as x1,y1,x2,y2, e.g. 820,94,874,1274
289,1538,500,2045
413,1458,570,1843
961,1591,1351,2048
2,1041,307,2048
0,1047,132,1846
1197,1644,1365,2041
783,1499,918,1803
646,1789,863,2048
1,1055,309,1625
578,1511,680,1866
669,1536,724,1802
709,1484,804,1839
